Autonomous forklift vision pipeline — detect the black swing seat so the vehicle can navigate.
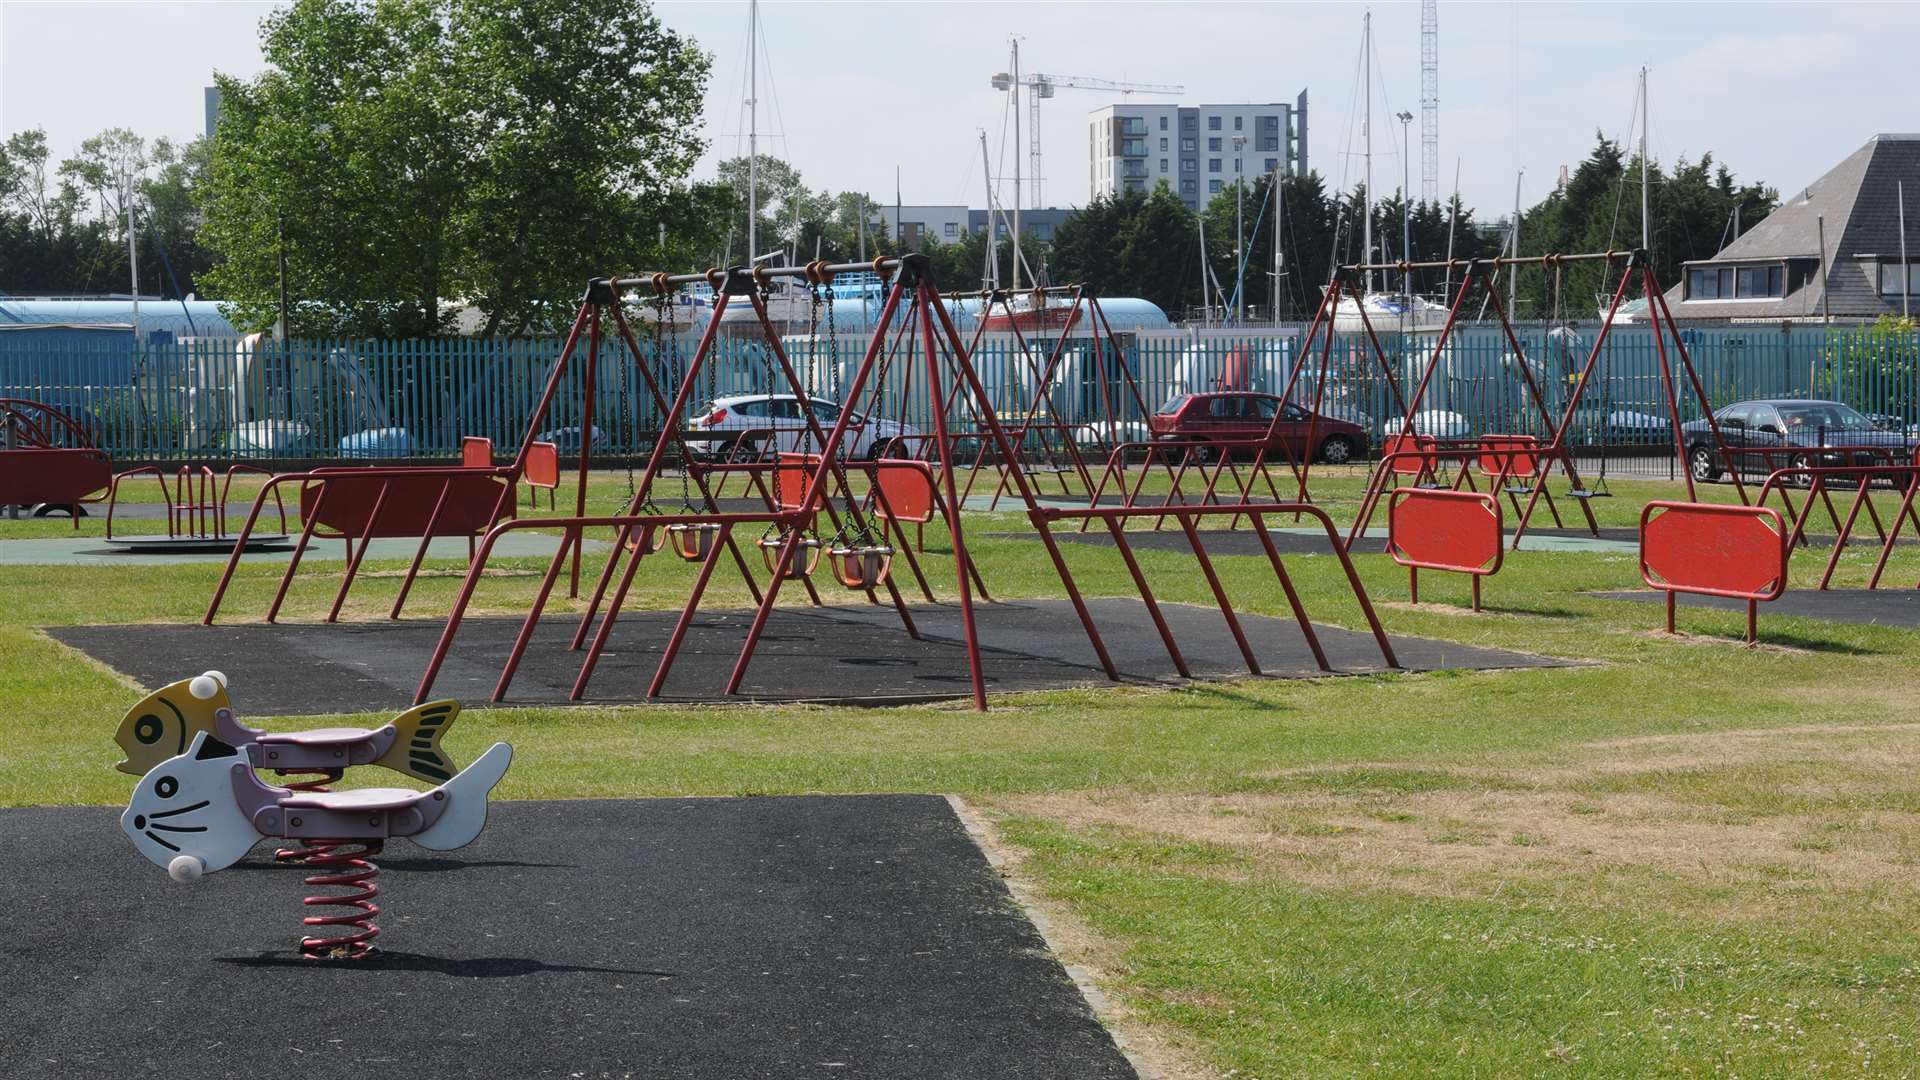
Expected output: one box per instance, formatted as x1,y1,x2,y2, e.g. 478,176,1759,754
1566,487,1612,499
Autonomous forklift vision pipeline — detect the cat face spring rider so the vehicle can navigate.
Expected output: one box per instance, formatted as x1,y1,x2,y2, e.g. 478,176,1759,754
116,673,511,958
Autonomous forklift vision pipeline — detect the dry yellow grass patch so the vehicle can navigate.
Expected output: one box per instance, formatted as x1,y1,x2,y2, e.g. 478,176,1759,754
1004,720,1920,913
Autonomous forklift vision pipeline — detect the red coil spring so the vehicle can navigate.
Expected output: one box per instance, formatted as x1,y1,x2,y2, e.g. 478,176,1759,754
272,768,343,865
299,839,382,960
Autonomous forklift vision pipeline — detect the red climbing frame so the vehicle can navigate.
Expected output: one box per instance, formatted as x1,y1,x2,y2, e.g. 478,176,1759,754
410,254,1398,711
0,398,112,526
1388,487,1503,611
1640,500,1788,643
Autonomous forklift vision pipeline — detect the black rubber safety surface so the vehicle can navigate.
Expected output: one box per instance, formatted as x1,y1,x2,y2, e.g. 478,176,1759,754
1593,588,1920,629
48,598,1562,713
0,795,1137,1080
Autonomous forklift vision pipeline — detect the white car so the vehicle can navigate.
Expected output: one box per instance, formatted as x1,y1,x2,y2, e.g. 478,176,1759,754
683,393,918,460
1387,410,1472,439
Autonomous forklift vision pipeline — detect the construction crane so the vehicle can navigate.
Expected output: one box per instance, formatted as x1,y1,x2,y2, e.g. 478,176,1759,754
1420,0,1440,204
991,63,1183,209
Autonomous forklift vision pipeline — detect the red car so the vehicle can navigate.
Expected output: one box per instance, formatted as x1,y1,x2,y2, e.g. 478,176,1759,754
1148,392,1368,464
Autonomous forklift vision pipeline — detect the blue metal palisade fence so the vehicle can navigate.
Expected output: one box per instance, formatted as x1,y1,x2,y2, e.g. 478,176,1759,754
0,322,1913,475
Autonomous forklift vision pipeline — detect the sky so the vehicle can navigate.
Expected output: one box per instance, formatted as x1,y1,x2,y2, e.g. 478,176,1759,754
3,0,1916,224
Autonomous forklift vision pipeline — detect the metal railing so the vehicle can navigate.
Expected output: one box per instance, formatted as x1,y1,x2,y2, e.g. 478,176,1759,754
1,322,1914,472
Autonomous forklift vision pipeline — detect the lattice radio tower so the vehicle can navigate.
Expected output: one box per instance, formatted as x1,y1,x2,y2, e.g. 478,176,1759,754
1420,0,1440,204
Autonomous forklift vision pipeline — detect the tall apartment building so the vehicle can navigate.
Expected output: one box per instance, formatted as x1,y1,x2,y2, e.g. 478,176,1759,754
1088,92,1307,211
867,205,1076,249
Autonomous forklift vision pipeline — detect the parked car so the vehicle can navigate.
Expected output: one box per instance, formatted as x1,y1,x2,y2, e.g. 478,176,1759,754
1681,398,1915,483
1385,410,1471,440
1148,391,1368,464
1563,405,1672,445
1069,419,1154,450
682,394,916,460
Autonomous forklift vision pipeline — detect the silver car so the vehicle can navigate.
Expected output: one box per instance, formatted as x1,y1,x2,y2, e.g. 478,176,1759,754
683,393,918,460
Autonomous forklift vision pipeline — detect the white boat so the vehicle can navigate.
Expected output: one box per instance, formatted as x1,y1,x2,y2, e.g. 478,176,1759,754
1331,291,1451,334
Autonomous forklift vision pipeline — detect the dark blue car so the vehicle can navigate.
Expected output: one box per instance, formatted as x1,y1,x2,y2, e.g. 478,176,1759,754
1682,399,1915,484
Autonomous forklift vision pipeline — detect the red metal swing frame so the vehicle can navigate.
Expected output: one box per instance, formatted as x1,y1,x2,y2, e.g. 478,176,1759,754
411,255,1398,711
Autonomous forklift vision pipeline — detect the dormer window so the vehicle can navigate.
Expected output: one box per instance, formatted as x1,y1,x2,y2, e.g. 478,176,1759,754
1687,263,1785,300
1736,265,1784,297
1878,263,1920,295
1688,267,1733,299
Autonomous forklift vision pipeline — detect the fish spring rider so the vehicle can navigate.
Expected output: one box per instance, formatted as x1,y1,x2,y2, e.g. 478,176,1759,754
115,672,511,959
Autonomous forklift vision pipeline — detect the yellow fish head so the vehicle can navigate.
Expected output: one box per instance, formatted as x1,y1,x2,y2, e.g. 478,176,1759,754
113,672,233,777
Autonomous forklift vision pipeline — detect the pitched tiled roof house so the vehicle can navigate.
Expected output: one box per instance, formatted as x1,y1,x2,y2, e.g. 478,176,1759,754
1665,134,1920,322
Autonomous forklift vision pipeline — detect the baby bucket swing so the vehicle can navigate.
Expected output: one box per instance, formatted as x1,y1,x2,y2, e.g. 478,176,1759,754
818,263,895,591
752,265,840,580
641,275,721,562
1560,259,1614,502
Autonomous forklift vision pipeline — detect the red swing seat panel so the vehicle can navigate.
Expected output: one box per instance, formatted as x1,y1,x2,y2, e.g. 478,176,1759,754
1640,501,1787,600
525,442,561,491
1387,488,1503,576
1477,434,1542,479
1382,433,1437,476
301,471,514,539
870,461,937,523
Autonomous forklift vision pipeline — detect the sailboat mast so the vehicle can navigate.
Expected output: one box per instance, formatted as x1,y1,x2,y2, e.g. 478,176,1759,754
123,166,140,346
1272,166,1284,323
1362,10,1373,294
980,131,999,290
747,0,758,264
1638,65,1649,252
1510,168,1522,314
1011,37,1023,292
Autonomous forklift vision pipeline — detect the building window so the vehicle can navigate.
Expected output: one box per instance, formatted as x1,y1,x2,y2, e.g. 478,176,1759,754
1234,158,1242,173
1261,115,1279,130
1121,117,1149,135
1121,138,1147,156
1259,136,1279,152
1181,115,1196,131
1739,265,1784,297
1159,115,1168,130
1181,178,1197,194
1233,116,1243,131
1209,158,1221,173
1159,137,1168,151
1687,267,1735,300
1207,116,1221,131
1122,160,1148,179
1207,137,1220,152
1878,264,1918,295
1209,179,1223,193
1180,136,1196,152
1264,158,1279,172
1159,159,1168,173
944,222,957,238
1180,159,1196,174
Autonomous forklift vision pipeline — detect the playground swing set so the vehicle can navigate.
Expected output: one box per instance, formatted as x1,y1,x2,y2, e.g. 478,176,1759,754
1341,254,1620,553
951,285,1162,510
402,254,1396,711
1343,249,1793,637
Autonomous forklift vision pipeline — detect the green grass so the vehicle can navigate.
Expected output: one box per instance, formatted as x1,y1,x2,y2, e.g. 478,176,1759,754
4,468,1919,1076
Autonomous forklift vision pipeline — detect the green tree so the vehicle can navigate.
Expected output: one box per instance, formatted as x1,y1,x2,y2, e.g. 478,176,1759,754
1509,133,1777,319
201,0,716,338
